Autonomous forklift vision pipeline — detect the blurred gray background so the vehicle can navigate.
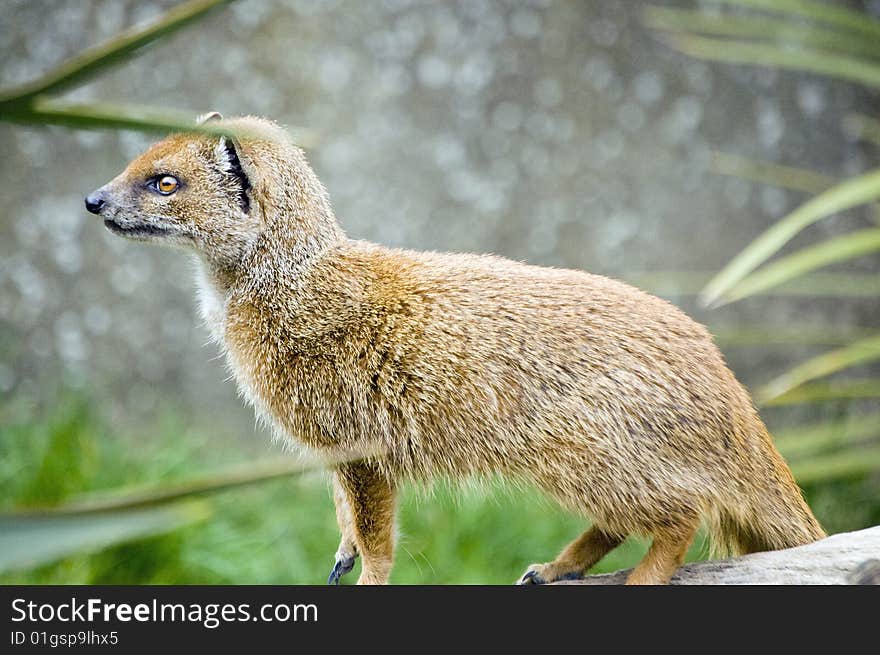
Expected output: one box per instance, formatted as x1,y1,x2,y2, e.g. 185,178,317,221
1,0,878,441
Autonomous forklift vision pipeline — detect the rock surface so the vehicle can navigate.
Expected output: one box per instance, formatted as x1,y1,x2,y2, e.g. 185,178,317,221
555,526,880,585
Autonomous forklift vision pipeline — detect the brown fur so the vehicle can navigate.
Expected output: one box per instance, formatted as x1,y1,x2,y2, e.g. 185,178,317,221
86,114,825,584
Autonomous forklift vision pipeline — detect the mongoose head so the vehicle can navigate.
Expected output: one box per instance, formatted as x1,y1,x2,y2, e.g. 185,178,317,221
85,113,339,272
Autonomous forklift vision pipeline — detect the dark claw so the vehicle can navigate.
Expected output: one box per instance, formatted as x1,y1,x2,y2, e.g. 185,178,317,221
518,570,545,585
327,561,342,585
327,555,356,585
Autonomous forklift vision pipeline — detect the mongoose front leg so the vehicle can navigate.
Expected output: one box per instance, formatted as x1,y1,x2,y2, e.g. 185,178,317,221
327,472,359,584
330,461,396,585
519,526,623,584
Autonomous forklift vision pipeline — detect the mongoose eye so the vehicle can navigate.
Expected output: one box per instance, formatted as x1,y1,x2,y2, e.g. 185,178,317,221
154,175,179,195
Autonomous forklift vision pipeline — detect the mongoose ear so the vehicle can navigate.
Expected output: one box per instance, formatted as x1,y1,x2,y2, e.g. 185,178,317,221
214,136,252,214
197,111,223,124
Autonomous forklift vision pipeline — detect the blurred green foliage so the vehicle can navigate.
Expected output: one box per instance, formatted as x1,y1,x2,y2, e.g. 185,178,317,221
644,1,880,455
0,394,648,584
1,393,877,584
646,1,880,313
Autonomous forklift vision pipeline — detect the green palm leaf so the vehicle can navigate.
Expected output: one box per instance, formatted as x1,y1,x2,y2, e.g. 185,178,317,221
0,456,331,573
710,150,880,223
757,334,880,403
763,379,880,406
8,98,317,145
0,0,234,104
710,325,877,348
711,0,880,40
643,6,880,60
791,448,880,485
0,0,312,141
774,415,880,458
628,271,880,298
658,33,880,89
710,151,835,195
718,228,880,305
0,501,211,573
701,169,880,307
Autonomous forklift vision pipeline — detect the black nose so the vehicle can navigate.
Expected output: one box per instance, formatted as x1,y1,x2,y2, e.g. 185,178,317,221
85,191,105,214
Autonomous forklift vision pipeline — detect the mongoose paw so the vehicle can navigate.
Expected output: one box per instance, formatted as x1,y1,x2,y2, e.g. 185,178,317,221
517,562,584,585
518,570,546,585
327,554,356,585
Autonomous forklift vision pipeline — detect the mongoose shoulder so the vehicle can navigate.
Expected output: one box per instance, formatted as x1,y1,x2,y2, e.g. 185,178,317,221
86,114,825,585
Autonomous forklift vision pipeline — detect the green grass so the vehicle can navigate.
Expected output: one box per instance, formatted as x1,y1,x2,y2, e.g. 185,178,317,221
0,392,875,584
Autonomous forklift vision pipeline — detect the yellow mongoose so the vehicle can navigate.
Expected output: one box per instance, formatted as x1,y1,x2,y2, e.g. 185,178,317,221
85,114,825,585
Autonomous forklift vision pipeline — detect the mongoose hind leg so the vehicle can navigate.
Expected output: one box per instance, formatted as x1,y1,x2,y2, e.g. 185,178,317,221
518,526,623,585
626,517,699,585
331,461,396,585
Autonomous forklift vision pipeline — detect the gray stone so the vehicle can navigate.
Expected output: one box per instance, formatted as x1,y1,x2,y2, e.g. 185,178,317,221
555,526,880,585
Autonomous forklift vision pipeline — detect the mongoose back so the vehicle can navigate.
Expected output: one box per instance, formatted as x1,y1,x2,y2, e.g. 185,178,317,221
85,113,825,585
